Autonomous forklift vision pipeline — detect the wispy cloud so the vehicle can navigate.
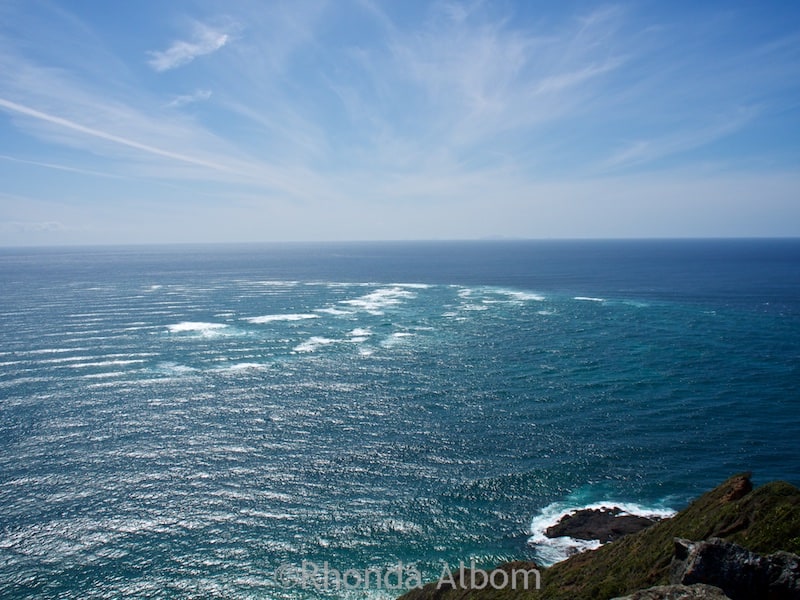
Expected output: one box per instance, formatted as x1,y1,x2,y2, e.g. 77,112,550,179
0,220,66,233
0,97,232,172
166,89,212,108
147,23,230,72
597,107,758,172
1,1,798,243
0,153,128,179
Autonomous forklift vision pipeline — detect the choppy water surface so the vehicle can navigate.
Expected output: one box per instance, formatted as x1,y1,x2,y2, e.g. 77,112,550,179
1,240,798,598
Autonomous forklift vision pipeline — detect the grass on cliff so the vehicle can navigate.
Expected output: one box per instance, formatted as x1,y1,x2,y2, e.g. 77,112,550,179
398,473,800,600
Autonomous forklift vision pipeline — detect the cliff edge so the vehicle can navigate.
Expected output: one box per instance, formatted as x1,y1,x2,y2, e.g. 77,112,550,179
397,473,800,599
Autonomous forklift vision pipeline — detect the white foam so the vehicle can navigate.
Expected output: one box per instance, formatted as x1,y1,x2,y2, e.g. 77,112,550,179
20,348,89,355
34,355,95,364
67,359,146,368
166,322,228,336
155,362,198,376
528,500,676,566
489,289,546,302
293,337,336,353
348,328,373,342
243,313,319,324
256,280,298,287
81,371,127,379
461,303,489,311
390,283,431,289
121,325,161,332
574,296,605,302
340,287,416,315
216,362,267,373
380,332,415,348
315,307,352,316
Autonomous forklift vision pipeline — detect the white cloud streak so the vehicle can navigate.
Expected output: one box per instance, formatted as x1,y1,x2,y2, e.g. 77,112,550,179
0,97,232,172
166,89,212,108
147,23,229,72
1,2,798,243
597,107,759,172
0,220,65,233
0,153,128,179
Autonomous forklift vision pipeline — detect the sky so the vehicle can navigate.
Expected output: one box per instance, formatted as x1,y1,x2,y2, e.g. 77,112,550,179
0,0,799,246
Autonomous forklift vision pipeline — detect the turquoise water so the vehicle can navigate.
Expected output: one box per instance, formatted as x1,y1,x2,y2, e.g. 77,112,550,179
1,240,798,598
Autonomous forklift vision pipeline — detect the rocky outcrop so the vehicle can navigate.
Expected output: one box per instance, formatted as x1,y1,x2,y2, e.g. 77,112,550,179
671,537,800,599
611,583,731,599
396,473,800,600
545,507,659,542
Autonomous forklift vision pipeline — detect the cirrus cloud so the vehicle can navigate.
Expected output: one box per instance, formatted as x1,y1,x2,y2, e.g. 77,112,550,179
147,23,230,72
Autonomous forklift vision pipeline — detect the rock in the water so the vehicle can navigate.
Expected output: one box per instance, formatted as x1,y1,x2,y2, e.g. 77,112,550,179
545,507,658,542
611,583,731,599
671,538,800,600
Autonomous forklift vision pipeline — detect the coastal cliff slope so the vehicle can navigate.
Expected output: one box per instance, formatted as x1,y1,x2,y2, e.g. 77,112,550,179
398,473,800,599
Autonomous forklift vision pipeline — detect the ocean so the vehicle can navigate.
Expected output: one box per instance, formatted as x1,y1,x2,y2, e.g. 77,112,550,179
1,239,798,598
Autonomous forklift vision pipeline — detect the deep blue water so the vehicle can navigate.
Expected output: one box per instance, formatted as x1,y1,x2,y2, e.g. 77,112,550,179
1,239,799,598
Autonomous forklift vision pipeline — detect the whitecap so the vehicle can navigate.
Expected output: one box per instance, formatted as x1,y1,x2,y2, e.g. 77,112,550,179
574,296,605,302
389,283,431,289
340,287,416,315
155,362,198,376
20,348,88,355
528,500,675,566
293,337,336,353
500,290,546,302
474,287,546,302
215,362,267,373
166,322,229,336
243,313,319,324
256,280,298,287
81,371,127,379
380,332,415,348
315,307,353,316
461,304,489,311
66,359,146,368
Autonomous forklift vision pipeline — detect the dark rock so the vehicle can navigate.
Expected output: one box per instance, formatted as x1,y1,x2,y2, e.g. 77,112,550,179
545,507,659,542
720,473,752,503
611,583,731,599
671,537,800,600
395,473,800,600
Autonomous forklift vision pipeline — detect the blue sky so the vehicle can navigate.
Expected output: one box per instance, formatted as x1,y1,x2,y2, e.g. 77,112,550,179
1,0,799,245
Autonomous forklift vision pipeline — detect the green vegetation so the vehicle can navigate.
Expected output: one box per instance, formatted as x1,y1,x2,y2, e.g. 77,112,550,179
398,473,800,600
